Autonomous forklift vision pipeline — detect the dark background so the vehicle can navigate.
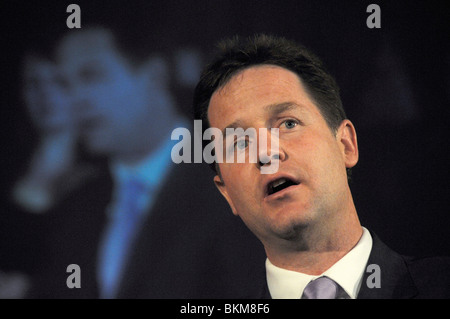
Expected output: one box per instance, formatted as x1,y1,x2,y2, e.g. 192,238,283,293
1,0,449,258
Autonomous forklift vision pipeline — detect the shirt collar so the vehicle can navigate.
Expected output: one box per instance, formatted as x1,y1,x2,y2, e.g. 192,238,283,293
266,227,373,299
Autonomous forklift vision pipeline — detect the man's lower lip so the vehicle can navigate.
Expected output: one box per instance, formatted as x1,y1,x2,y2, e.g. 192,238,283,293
265,184,300,200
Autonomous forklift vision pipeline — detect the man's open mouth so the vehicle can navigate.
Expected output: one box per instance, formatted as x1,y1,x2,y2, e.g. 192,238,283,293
267,177,299,196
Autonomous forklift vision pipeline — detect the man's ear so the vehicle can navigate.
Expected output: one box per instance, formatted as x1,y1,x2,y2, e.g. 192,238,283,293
337,119,359,169
213,174,238,216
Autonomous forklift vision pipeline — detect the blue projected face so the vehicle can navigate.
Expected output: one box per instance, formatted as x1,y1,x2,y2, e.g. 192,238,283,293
56,28,171,162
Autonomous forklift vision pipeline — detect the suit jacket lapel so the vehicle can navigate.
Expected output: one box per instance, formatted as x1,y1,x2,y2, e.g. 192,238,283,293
357,232,418,299
258,231,419,299
260,279,272,299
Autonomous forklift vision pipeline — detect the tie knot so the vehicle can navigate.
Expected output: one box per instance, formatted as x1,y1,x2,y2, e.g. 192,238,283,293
301,276,339,299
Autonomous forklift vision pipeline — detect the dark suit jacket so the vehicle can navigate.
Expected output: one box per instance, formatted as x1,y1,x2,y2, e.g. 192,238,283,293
259,232,450,299
22,162,266,298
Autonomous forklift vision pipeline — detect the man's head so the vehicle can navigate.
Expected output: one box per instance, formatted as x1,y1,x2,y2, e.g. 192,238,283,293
193,34,359,249
56,26,175,163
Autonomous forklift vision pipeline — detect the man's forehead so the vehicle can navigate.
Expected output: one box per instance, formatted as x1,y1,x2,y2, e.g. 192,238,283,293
211,65,304,104
219,64,300,89
208,65,312,125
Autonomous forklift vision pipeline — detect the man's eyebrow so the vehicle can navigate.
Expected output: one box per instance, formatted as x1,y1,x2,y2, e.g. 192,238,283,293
220,102,305,138
264,101,303,115
221,120,246,139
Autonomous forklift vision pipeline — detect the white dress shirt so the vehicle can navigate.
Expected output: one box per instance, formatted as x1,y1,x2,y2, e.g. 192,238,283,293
266,227,373,299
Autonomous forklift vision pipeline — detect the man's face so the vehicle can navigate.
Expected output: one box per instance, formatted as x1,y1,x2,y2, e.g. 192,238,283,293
56,29,156,159
208,65,358,246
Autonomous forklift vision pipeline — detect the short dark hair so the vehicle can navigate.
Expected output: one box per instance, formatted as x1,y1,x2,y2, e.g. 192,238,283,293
193,34,351,177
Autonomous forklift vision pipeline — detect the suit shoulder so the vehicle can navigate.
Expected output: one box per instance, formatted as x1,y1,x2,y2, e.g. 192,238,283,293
404,255,450,298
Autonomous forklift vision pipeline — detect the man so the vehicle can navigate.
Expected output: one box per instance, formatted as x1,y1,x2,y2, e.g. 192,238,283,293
25,26,265,298
193,34,450,299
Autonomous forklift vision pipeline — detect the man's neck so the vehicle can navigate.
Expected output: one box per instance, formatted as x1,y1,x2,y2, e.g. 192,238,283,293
265,203,362,275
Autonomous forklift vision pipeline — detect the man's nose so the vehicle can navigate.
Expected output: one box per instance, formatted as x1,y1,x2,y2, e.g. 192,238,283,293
257,128,284,168
258,153,281,167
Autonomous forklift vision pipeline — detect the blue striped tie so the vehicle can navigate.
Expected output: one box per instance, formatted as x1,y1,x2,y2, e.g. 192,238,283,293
98,178,148,299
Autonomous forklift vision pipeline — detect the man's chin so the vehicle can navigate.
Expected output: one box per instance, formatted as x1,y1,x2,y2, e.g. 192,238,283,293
267,215,313,244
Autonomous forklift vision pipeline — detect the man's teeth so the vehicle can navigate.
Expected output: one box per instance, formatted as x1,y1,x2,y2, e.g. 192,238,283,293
268,178,299,195
272,178,287,188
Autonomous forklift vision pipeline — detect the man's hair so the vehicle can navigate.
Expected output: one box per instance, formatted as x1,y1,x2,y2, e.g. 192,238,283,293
193,34,352,179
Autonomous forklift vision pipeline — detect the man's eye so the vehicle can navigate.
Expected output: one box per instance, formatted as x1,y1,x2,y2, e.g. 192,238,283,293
283,119,298,129
235,139,248,150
